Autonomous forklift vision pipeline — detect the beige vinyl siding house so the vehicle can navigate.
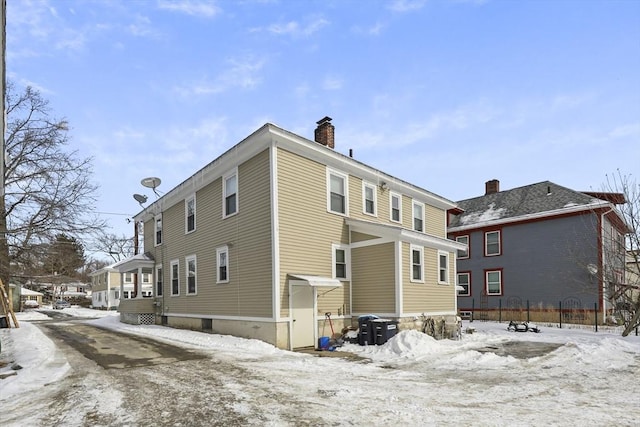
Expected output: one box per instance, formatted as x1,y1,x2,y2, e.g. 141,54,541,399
89,266,122,310
115,118,465,350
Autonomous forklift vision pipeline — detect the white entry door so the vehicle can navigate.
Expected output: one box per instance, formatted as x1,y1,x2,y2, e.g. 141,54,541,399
291,285,315,348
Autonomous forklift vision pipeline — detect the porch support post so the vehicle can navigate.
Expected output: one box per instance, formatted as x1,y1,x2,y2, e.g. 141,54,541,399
136,267,143,299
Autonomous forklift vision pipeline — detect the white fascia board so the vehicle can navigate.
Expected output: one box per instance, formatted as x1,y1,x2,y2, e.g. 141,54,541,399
448,201,612,233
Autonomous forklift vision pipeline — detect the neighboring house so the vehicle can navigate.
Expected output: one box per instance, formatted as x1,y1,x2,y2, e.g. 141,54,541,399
89,265,122,310
20,287,44,307
23,278,90,302
448,179,628,322
114,118,465,350
90,262,154,309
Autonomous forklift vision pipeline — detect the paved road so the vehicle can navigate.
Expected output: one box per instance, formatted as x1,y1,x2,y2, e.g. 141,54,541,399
5,313,317,426
40,322,207,369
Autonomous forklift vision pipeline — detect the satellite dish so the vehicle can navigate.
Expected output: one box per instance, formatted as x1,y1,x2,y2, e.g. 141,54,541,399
141,177,161,189
133,194,148,206
587,264,598,275
141,177,162,197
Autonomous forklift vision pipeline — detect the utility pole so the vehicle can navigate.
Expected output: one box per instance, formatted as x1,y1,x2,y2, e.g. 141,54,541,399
0,0,17,328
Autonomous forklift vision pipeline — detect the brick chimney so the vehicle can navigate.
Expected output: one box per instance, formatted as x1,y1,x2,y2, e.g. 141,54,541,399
485,179,500,195
314,116,334,149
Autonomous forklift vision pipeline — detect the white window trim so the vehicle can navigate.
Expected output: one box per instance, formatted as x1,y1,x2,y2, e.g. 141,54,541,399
170,259,180,296
124,272,133,284
186,255,197,295
326,168,349,216
362,182,377,217
216,246,229,284
141,272,151,284
185,194,196,234
412,200,425,232
154,214,163,246
456,235,469,259
390,192,402,224
457,272,471,296
223,169,239,219
410,244,424,283
485,230,501,256
332,243,350,280
438,250,449,285
486,270,502,295
155,264,163,297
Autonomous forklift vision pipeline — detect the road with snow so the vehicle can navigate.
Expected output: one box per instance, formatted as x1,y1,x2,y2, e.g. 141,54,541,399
1,308,639,426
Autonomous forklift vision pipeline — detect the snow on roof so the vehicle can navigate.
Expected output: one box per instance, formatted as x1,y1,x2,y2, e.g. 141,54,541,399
459,203,506,226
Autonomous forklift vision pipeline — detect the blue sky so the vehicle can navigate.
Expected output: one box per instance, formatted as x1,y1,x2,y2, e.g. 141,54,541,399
7,0,640,244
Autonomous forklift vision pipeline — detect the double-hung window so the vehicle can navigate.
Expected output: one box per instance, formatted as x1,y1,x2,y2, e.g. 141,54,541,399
485,269,502,295
456,235,469,259
171,260,179,296
186,255,197,295
413,201,424,232
438,251,449,284
410,245,424,282
223,171,238,217
332,244,350,280
155,265,163,297
457,272,471,296
327,170,348,215
155,214,163,246
390,192,402,223
363,183,376,216
217,246,229,283
485,230,501,256
186,195,196,233
124,272,133,284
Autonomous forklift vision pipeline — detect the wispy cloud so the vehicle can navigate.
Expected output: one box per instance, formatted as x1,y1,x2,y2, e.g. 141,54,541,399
352,21,387,36
8,0,88,53
551,92,595,111
255,16,329,37
388,0,427,13
175,56,266,96
323,75,343,91
344,99,501,150
156,0,222,17
609,123,640,139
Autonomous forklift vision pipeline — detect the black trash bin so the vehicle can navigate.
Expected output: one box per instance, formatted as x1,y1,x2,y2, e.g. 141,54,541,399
358,315,378,346
372,319,399,345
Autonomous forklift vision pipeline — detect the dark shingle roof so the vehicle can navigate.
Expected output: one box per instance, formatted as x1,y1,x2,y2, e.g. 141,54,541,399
449,181,606,228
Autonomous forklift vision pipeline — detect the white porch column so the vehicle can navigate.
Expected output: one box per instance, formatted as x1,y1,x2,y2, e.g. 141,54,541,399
136,267,143,299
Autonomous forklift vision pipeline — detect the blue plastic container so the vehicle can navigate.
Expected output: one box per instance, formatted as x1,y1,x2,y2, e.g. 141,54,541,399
318,336,330,350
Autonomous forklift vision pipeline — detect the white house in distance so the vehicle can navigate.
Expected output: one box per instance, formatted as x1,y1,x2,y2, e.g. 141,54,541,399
90,259,153,310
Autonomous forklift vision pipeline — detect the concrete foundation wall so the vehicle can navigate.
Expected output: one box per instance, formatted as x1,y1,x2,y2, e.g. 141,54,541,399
158,315,291,349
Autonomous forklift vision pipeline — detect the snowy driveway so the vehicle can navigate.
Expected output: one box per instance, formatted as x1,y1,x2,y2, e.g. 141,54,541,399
1,309,639,426
40,322,207,369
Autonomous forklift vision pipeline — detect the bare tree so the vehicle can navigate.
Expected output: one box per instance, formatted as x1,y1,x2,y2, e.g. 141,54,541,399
91,231,135,263
593,171,640,336
1,82,105,287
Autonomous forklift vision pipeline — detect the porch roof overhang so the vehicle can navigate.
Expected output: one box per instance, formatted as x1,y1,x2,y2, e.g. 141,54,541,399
112,252,155,273
288,274,343,287
345,218,467,252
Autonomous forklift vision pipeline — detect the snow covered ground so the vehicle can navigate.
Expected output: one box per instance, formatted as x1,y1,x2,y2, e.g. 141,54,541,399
1,307,639,426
